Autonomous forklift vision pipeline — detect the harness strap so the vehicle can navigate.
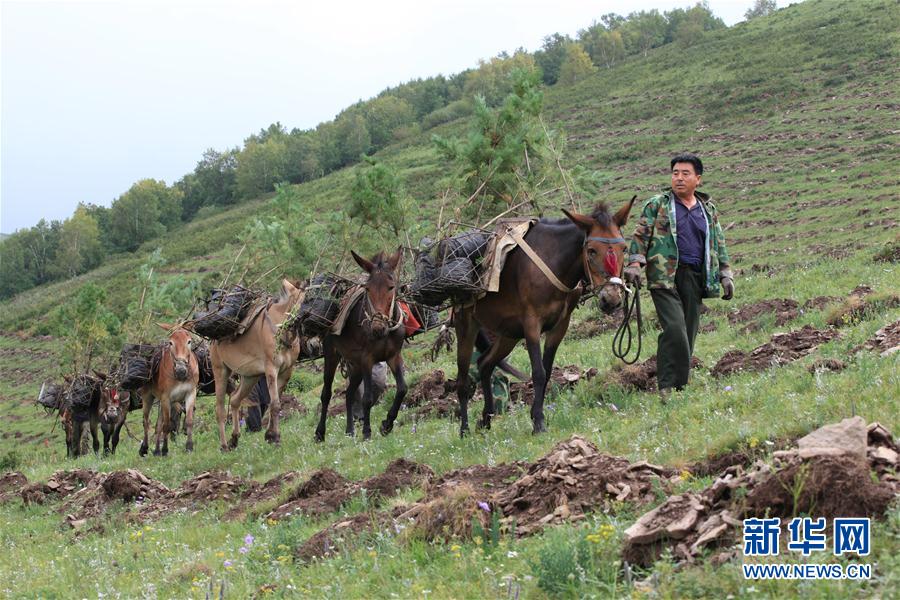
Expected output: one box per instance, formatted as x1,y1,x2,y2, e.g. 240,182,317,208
586,236,626,244
510,228,576,294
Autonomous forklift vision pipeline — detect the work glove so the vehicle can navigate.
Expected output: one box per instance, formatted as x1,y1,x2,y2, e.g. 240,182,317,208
721,277,734,301
623,264,643,288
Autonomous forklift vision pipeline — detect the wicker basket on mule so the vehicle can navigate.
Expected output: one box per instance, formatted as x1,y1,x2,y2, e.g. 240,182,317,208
406,230,492,308
115,343,161,391
191,285,259,340
297,273,354,337
37,381,65,413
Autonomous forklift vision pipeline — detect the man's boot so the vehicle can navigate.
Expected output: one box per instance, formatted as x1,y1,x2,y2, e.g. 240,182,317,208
658,387,671,404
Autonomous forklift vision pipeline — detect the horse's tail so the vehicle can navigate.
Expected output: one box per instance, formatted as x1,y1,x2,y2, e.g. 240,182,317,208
475,329,527,381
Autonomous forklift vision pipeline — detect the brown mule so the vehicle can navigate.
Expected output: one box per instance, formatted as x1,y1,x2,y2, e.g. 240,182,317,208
211,280,302,451
454,199,635,436
138,325,200,456
316,249,408,442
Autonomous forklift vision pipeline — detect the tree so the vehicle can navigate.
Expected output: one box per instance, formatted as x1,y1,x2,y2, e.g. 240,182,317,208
534,33,572,85
50,283,121,373
285,130,321,183
109,179,182,251
745,0,777,20
124,248,201,341
579,23,626,69
53,205,103,278
364,95,415,148
463,52,538,106
333,111,372,166
348,157,407,238
241,183,312,280
0,233,34,298
434,68,549,218
17,219,61,285
184,147,238,217
624,10,667,57
557,44,597,86
234,138,289,199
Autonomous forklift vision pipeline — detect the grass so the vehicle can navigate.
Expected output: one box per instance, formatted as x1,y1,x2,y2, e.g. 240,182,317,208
1,0,898,597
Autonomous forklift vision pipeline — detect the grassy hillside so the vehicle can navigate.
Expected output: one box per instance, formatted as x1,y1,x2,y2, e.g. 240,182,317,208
1,0,898,597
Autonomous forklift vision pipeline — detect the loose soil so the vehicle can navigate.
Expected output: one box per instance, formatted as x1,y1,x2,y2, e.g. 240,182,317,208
0,471,27,502
727,298,799,330
855,319,900,357
606,356,702,392
711,325,839,377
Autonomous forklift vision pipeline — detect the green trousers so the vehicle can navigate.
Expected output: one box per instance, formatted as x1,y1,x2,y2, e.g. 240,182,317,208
650,264,704,390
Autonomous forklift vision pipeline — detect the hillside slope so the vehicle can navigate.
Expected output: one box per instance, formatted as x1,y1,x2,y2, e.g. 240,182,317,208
0,1,898,597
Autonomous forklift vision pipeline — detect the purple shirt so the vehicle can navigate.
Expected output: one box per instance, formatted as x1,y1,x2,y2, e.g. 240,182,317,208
674,198,707,266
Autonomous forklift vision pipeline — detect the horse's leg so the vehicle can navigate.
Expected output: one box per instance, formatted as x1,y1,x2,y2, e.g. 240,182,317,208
454,307,478,437
184,388,197,452
263,364,282,445
477,335,518,430
229,376,259,450
380,353,407,436
89,412,100,456
523,320,548,434
361,368,374,441
111,417,123,455
154,394,170,456
344,371,362,438
315,339,338,442
70,420,84,458
102,423,112,455
139,392,152,457
169,401,183,441
540,310,575,399
213,361,231,452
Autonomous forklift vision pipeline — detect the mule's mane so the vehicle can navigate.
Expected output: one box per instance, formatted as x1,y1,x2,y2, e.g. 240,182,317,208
541,203,612,228
368,251,391,271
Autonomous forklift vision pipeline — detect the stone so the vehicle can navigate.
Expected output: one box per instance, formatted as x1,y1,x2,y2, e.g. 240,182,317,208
797,416,867,460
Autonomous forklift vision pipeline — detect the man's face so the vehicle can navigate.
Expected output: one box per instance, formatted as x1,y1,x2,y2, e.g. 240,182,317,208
671,162,701,197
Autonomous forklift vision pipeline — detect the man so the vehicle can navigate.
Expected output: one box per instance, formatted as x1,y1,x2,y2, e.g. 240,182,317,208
624,153,733,400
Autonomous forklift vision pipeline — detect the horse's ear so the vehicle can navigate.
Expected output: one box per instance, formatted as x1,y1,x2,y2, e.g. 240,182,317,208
386,247,403,271
562,208,594,233
157,322,172,331
281,278,297,293
351,250,375,273
613,195,637,229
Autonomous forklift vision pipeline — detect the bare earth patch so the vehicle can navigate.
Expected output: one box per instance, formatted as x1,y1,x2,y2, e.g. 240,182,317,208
711,325,839,377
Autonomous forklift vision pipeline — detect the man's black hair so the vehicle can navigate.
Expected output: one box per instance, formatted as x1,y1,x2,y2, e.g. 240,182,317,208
670,153,703,176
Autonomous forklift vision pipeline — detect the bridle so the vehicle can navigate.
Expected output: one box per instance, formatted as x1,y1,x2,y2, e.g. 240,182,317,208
581,234,643,365
362,279,405,335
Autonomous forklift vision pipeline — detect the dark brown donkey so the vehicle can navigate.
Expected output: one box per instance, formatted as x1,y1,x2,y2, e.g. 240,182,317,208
316,249,408,442
454,200,635,436
138,325,200,456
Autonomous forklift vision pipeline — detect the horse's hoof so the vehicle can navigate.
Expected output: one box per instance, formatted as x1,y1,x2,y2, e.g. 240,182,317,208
138,444,148,457
476,418,491,431
362,431,372,441
264,431,280,445
152,448,161,457
380,420,393,436
315,432,325,443
185,441,193,453
228,435,239,449
531,423,547,435
220,444,230,453
459,427,469,439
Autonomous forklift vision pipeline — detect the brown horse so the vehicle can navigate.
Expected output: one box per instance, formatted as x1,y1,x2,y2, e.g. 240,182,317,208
454,200,635,436
138,325,200,456
316,249,408,442
211,279,302,450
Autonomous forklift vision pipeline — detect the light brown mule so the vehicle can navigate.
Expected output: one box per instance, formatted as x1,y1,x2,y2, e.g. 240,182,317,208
138,325,200,456
211,279,302,451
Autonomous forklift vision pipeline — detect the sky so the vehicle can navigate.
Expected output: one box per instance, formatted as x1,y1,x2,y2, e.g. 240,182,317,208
1,0,760,234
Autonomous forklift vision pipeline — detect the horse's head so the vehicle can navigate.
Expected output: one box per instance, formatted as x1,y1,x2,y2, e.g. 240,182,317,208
100,387,126,424
278,278,304,311
158,323,195,381
352,248,402,338
563,197,635,314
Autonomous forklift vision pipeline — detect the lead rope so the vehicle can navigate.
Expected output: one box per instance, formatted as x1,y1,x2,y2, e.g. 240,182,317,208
612,282,642,364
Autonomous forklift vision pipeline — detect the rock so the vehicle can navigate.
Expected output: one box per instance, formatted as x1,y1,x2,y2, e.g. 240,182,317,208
869,446,898,465
797,416,867,460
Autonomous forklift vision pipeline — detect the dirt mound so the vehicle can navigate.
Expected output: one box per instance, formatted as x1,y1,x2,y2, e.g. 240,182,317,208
855,319,900,357
21,469,97,505
874,238,900,263
711,325,839,377
727,298,799,331
426,463,527,500
567,310,622,339
267,460,432,522
175,470,254,502
277,394,308,419
223,471,301,521
404,370,451,408
494,436,672,535
807,358,846,373
623,418,898,567
802,296,841,311
508,365,597,405
606,356,702,392
0,472,27,502
295,511,400,562
61,469,170,526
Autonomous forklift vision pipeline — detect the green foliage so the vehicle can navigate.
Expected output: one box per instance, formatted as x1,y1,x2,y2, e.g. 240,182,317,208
241,183,312,280
182,147,239,218
746,0,778,20
0,449,19,471
348,157,408,238
557,44,597,86
53,205,103,278
109,179,183,251
421,98,474,130
124,248,201,341
364,96,416,147
579,24,625,69
534,33,573,85
434,68,548,218
333,111,373,167
235,137,290,200
462,52,538,107
49,283,121,373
